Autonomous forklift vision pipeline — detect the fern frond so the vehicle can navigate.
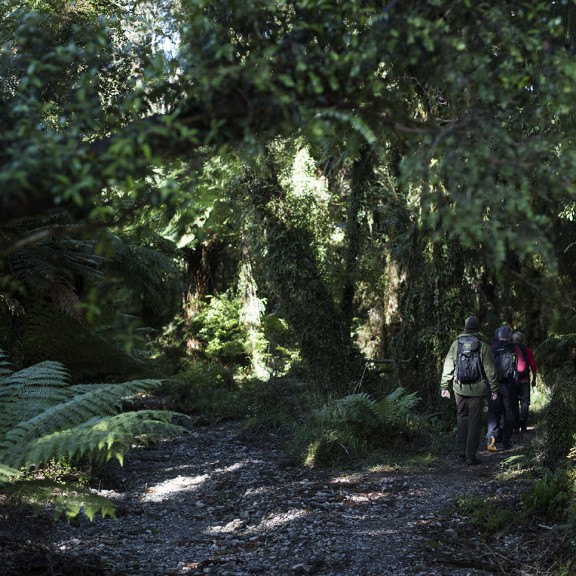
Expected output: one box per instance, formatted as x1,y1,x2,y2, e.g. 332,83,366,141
21,304,151,382
5,479,117,520
3,360,70,387
336,392,376,409
1,380,162,450
0,348,11,377
0,462,20,482
68,379,160,395
106,233,181,314
373,387,421,426
4,411,183,468
334,392,379,424
0,362,12,377
0,348,183,520
0,361,74,431
314,109,378,145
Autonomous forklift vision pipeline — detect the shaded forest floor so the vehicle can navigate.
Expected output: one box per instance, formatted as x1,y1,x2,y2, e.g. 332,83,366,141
0,419,562,576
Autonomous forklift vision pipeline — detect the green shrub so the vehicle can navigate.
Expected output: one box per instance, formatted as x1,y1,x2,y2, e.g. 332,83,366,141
161,361,249,420
190,291,249,365
449,495,515,539
242,376,311,432
542,367,576,470
259,313,300,377
522,469,571,520
187,291,300,379
293,388,425,468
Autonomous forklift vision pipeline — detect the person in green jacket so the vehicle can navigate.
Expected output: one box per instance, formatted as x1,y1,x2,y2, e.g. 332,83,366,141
440,316,499,465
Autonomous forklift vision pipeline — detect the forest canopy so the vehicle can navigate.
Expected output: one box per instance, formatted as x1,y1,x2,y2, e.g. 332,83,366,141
1,0,576,398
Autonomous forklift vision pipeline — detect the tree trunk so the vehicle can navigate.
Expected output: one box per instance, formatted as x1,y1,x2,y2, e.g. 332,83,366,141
249,162,366,394
181,239,222,356
341,147,374,333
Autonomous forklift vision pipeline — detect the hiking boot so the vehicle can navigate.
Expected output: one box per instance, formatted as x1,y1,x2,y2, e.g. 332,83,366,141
487,436,497,452
466,457,482,465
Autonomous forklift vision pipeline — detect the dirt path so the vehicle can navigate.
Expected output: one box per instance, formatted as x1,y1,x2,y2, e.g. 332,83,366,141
3,422,554,576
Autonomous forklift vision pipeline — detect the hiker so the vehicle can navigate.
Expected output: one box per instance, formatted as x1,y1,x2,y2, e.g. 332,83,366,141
512,331,538,433
486,325,518,451
441,316,498,465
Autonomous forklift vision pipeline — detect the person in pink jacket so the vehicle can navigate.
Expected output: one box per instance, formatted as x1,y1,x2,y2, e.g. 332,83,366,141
512,331,538,433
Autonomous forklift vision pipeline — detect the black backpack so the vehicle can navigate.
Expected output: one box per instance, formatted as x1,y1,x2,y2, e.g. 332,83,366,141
455,336,482,383
492,341,517,382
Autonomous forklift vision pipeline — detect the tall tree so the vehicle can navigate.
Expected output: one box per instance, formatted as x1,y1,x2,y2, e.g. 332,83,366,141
4,0,576,389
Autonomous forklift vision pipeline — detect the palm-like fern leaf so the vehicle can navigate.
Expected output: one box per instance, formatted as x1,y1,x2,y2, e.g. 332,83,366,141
2,360,70,387
373,387,421,426
0,348,185,519
1,380,165,453
0,350,12,377
5,410,182,469
105,232,181,316
0,361,73,427
4,478,118,520
0,462,19,482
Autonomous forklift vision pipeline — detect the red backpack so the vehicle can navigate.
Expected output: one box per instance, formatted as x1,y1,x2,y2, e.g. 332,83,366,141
515,344,529,379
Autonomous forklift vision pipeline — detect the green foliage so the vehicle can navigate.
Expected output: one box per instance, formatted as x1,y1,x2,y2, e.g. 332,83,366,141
99,230,183,331
190,291,249,365
250,162,368,393
4,2,576,500
160,361,249,421
3,478,117,522
0,301,154,382
243,377,311,432
541,367,576,470
389,230,481,405
522,469,571,520
449,495,516,540
0,216,183,377
182,286,299,379
0,349,183,519
536,333,576,374
259,313,300,377
372,387,422,427
294,388,424,468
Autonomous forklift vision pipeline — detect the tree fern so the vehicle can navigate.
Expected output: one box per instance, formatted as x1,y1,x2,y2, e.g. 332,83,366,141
334,388,421,431
0,349,184,519
0,351,12,377
19,303,152,381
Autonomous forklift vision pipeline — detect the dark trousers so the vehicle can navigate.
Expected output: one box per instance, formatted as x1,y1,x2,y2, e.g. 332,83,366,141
486,392,502,442
486,380,517,447
515,380,531,428
455,393,485,460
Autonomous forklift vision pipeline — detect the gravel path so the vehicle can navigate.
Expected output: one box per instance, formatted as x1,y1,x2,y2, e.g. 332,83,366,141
47,422,547,576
